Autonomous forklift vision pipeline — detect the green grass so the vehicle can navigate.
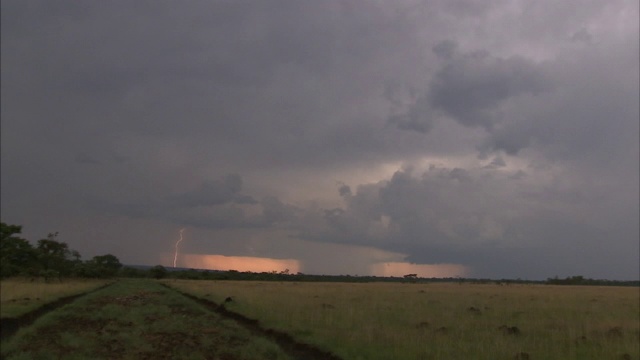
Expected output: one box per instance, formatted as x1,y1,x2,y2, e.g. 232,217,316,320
2,279,291,360
0,278,113,318
165,280,640,360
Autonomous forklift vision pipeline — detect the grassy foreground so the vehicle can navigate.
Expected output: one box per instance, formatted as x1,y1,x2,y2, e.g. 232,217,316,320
0,278,112,318
166,280,639,360
2,279,291,360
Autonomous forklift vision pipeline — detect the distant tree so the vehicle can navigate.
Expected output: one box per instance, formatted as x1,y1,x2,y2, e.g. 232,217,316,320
82,254,123,278
546,275,589,285
149,265,168,279
92,254,122,277
0,222,38,278
403,274,418,283
69,250,86,276
36,233,75,277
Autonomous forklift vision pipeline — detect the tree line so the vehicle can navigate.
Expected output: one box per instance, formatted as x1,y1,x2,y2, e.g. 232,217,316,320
141,268,639,286
3,221,637,286
544,275,638,286
1,222,122,280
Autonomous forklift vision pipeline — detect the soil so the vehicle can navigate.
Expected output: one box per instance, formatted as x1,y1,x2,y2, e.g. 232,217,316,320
0,282,113,340
166,284,343,360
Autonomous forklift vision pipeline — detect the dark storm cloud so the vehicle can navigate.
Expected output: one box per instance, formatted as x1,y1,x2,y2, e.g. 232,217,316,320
75,154,101,165
429,44,551,130
338,184,352,198
387,98,434,134
1,0,467,183
296,163,638,279
97,174,295,230
432,40,457,60
480,41,640,160
390,40,551,134
2,0,637,279
169,174,256,207
483,156,506,169
164,205,265,230
75,151,129,166
261,196,297,225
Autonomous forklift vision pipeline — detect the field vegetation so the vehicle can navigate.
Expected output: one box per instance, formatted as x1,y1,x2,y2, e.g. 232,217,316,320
0,278,112,318
1,280,291,360
166,280,640,360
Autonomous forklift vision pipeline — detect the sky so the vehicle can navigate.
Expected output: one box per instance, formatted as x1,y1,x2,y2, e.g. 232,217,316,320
1,0,638,280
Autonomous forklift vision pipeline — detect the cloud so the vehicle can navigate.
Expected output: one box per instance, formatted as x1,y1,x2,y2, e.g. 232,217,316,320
387,98,434,134
430,48,550,129
1,0,637,280
96,173,306,232
260,196,297,225
432,39,457,60
75,154,101,165
391,40,551,134
294,162,637,279
75,152,129,166
480,32,639,160
337,183,352,198
169,174,256,207
483,155,506,169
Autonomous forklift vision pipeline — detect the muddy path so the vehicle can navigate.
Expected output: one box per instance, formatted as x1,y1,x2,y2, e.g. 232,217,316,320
2,280,342,360
162,283,343,360
0,282,115,341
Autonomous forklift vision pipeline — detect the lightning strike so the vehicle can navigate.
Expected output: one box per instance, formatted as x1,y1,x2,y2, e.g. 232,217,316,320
173,228,186,268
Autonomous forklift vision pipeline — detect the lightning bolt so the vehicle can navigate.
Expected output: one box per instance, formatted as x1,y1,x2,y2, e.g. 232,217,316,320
173,228,186,268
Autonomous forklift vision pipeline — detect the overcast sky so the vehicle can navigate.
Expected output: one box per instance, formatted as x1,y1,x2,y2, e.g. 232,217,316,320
2,0,638,280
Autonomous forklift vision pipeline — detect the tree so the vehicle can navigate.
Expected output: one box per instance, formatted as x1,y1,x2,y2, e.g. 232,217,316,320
1,222,130,280
90,254,122,277
1,223,22,241
36,233,74,277
69,250,85,276
149,265,168,279
1,222,38,278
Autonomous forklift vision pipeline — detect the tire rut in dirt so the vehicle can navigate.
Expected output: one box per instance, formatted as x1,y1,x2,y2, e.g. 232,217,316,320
0,282,115,341
162,284,343,360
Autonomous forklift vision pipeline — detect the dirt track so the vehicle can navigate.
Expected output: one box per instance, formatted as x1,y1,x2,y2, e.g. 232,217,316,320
0,282,114,341
163,283,343,360
1,280,342,360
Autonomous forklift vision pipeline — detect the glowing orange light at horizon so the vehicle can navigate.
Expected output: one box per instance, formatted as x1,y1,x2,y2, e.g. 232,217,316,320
166,253,468,278
370,262,469,278
182,254,301,273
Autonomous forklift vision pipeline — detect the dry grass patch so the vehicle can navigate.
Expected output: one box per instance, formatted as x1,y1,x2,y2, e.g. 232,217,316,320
0,278,112,318
166,280,639,360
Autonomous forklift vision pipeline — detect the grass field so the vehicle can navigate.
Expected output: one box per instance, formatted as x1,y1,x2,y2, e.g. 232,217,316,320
1,279,291,360
165,280,640,360
0,278,113,318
